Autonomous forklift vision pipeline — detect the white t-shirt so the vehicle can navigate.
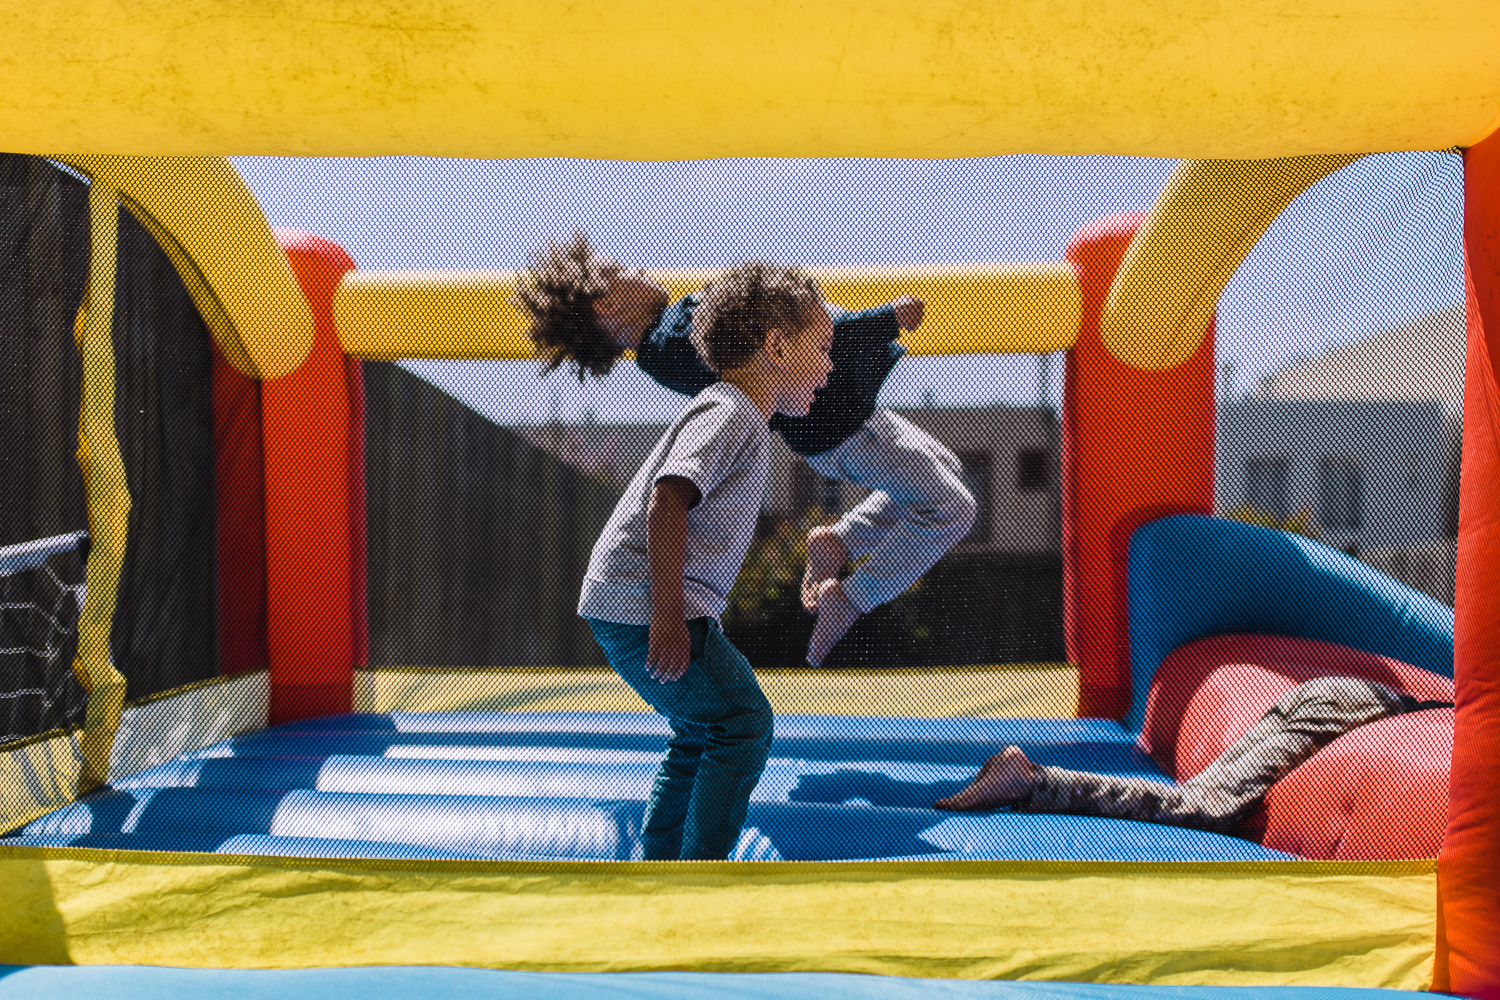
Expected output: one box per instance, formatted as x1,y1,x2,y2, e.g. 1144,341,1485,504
578,382,770,625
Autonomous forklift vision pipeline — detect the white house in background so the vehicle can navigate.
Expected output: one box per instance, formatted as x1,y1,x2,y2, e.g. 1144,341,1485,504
522,404,1061,556
1218,397,1458,548
825,406,1059,555
1216,303,1465,601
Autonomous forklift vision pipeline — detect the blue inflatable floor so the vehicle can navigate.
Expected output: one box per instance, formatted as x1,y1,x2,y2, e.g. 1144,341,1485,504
3,712,1293,862
0,967,1428,1000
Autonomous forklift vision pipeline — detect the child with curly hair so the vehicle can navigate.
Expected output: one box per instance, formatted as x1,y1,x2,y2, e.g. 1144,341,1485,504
579,261,833,859
516,233,976,667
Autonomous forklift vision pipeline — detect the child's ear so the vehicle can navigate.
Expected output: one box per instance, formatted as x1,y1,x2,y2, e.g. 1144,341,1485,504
765,327,788,362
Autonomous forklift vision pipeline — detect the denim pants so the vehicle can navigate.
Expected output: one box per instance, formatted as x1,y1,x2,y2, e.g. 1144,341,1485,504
588,617,774,860
1022,676,1409,834
805,409,977,614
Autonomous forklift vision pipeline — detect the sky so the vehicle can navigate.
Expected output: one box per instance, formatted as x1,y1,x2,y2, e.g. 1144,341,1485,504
233,151,1464,425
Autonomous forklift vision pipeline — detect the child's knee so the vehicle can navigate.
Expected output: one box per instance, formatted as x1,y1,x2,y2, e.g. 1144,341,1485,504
933,477,978,539
1287,676,1403,716
718,706,774,752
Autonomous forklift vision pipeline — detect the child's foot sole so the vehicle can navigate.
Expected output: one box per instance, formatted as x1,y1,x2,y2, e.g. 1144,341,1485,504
807,580,859,667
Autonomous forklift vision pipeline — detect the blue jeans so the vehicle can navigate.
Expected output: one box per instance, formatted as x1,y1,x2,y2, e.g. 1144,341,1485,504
588,617,774,860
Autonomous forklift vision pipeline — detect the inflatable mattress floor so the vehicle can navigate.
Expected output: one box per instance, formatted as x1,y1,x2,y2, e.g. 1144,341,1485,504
4,712,1292,862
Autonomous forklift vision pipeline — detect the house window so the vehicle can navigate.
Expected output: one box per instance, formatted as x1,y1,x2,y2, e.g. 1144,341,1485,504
818,475,842,516
1244,457,1289,521
1319,456,1363,533
956,450,992,543
1015,448,1048,492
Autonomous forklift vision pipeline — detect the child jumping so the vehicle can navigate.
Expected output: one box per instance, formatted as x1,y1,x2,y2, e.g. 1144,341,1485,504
514,234,976,667
576,261,834,860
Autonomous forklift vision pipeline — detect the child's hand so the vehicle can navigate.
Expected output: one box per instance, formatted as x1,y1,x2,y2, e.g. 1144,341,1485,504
647,616,692,682
891,295,925,331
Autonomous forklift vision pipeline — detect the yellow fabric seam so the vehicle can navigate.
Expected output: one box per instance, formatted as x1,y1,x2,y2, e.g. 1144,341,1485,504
0,851,1437,985
72,184,130,792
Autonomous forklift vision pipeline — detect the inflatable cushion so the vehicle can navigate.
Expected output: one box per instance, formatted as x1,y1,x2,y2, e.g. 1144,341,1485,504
1259,709,1453,860
1138,633,1454,782
1127,515,1454,731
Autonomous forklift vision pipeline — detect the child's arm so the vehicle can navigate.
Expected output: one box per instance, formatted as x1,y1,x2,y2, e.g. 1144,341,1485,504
889,294,924,332
646,475,700,681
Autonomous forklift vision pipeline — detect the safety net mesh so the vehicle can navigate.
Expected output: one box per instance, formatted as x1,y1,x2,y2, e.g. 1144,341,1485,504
0,150,1463,865
0,155,90,746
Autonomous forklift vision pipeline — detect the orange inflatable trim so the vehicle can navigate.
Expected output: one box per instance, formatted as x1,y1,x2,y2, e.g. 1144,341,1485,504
1436,133,1500,1000
1060,214,1216,720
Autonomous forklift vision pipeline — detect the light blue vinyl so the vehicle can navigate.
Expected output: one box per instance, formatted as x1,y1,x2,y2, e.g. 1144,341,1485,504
0,966,1426,1000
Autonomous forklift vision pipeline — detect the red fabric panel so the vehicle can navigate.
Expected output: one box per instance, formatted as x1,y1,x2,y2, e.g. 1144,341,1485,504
210,340,268,677
212,340,269,677
1061,214,1216,719
260,231,365,725
1139,633,1453,781
1261,710,1453,861
1436,134,1500,999
345,355,368,673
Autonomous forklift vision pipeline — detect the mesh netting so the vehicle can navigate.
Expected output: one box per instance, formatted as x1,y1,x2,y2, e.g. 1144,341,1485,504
0,151,1463,864
0,154,90,745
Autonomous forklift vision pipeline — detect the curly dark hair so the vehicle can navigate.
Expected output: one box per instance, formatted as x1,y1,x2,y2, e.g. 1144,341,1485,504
511,232,622,380
691,261,823,372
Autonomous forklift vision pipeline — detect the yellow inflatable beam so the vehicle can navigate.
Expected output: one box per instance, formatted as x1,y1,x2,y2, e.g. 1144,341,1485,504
335,264,1081,361
10,2,1500,159
55,157,315,381
1100,156,1360,370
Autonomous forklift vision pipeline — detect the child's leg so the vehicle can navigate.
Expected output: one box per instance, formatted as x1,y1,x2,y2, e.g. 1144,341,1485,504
1175,676,1407,831
803,409,976,611
589,618,699,859
801,410,976,662
672,623,774,859
589,617,773,860
639,718,709,860
1025,677,1407,833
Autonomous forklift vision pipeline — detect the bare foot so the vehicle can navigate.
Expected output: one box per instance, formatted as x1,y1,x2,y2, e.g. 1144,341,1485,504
934,746,1037,811
807,579,859,667
802,526,847,612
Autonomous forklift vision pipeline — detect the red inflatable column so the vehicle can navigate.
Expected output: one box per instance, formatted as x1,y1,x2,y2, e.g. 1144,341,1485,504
260,231,367,724
1062,214,1217,720
1436,133,1500,1000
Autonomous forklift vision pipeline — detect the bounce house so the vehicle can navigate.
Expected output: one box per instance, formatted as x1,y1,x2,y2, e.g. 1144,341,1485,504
1,3,1498,999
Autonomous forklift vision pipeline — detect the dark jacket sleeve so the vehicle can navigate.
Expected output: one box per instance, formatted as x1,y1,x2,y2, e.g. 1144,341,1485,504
633,295,718,397
771,303,905,456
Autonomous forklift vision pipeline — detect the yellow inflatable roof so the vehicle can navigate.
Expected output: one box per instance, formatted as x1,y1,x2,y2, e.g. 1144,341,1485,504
10,1,1500,159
